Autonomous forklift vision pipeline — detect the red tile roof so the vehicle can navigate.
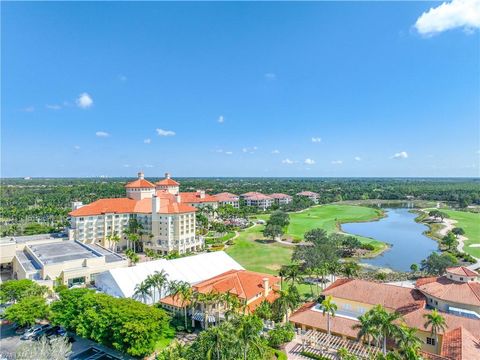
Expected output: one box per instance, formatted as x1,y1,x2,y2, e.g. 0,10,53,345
193,269,280,301
402,308,480,338
156,178,180,186
69,194,197,216
297,191,319,196
289,302,360,339
242,192,273,201
269,193,292,199
124,178,155,188
446,267,479,277
180,192,218,204
441,326,480,360
214,192,239,202
323,278,426,313
416,276,480,307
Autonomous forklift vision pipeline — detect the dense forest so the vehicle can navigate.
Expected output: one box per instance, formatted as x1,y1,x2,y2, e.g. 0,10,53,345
1,177,479,236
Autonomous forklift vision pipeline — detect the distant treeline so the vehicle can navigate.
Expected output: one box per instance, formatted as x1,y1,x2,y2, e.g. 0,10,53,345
1,177,479,236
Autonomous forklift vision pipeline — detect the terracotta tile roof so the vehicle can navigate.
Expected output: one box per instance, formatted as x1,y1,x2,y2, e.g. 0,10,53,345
193,270,280,301
269,193,293,199
247,290,279,313
402,308,480,338
415,276,480,307
420,351,450,360
289,302,360,339
214,192,239,202
156,178,180,186
69,195,197,217
323,278,426,313
180,192,218,204
446,267,479,277
242,192,273,201
159,295,190,308
441,327,480,360
124,178,155,188
241,192,262,197
297,191,319,196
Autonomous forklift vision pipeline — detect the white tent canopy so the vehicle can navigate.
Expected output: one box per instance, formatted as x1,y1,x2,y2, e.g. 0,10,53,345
95,251,244,304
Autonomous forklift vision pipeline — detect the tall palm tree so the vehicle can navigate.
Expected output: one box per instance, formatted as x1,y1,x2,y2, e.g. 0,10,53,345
133,280,152,304
370,305,403,355
272,287,297,323
170,281,193,329
396,325,422,359
342,262,360,278
110,233,121,252
328,261,342,283
423,309,447,354
353,311,380,349
223,292,241,320
284,264,301,286
236,315,265,360
321,296,337,335
195,292,216,329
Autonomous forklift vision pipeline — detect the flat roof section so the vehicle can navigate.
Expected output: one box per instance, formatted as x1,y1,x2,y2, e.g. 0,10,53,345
28,241,98,265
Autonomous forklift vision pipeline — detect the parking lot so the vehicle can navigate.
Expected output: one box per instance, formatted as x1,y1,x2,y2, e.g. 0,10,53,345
0,323,131,360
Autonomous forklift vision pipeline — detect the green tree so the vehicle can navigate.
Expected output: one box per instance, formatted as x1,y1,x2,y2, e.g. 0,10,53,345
4,296,49,327
0,279,47,304
253,300,272,320
423,309,447,354
267,323,295,349
292,229,340,271
452,227,465,236
442,232,457,251
396,325,422,359
342,262,360,278
420,252,458,275
263,223,284,240
236,315,265,360
133,280,152,304
321,296,337,335
170,280,193,329
409,264,418,273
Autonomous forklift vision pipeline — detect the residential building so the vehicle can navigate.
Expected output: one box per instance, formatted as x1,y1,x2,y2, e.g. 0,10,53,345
214,192,240,208
0,234,127,288
95,251,244,304
289,268,480,360
269,193,293,205
180,190,218,209
296,191,320,204
241,192,273,210
69,172,203,255
160,269,280,328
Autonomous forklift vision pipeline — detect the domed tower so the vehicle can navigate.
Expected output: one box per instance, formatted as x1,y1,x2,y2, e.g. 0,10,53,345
125,171,156,200
155,172,180,194
445,266,479,283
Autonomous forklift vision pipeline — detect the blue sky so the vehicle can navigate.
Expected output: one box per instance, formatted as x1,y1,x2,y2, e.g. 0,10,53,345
2,1,479,177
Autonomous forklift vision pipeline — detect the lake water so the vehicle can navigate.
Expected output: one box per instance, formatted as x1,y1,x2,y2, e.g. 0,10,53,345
342,208,438,272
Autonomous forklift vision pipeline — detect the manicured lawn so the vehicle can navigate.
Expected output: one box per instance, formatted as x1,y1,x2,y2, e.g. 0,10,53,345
226,224,292,274
442,209,480,258
226,205,386,275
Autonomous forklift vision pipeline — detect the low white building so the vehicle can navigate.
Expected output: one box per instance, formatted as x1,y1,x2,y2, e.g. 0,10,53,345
296,191,320,204
269,193,293,205
241,192,273,210
94,251,244,304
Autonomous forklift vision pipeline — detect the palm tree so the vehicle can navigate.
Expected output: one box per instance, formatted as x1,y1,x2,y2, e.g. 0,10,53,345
353,311,380,349
236,315,265,360
170,281,193,329
284,264,301,286
133,280,152,304
328,261,342,283
321,296,337,335
423,309,447,354
272,286,298,323
195,292,216,329
110,233,121,252
151,270,168,300
342,262,360,278
223,292,241,320
278,265,289,289
370,305,403,355
396,325,421,359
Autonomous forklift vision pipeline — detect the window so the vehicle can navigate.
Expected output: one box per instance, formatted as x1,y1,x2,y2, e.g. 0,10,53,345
426,337,436,346
68,276,86,287
460,277,463,281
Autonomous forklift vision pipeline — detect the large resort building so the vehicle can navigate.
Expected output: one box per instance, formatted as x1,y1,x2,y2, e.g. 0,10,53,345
290,267,480,360
69,172,204,255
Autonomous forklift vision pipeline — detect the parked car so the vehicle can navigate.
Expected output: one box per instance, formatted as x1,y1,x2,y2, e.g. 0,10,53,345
43,326,75,343
20,324,51,340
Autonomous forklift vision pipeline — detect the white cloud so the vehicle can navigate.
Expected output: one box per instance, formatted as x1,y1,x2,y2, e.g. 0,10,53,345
282,158,295,164
73,145,80,150
123,164,130,168
392,151,409,159
118,74,127,82
242,146,257,154
76,93,93,109
46,104,61,110
331,160,343,165
354,156,362,161
96,131,110,137
311,137,322,143
414,0,480,36
144,164,154,168
271,149,280,154
225,151,233,155
304,158,315,165
156,128,176,136
216,149,224,153
21,106,35,112
264,73,276,80
144,138,151,144
218,115,225,124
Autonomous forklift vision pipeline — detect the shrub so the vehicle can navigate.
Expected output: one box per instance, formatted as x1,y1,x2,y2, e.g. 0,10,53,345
267,323,295,348
360,243,375,251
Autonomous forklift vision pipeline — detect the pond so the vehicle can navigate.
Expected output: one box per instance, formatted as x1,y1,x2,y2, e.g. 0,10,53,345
342,208,438,272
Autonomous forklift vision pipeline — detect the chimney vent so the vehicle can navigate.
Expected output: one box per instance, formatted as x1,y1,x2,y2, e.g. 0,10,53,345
165,172,171,179
138,171,145,179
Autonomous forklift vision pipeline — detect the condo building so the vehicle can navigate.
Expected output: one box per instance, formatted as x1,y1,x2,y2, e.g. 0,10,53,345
296,191,320,204
69,172,206,255
240,192,273,210
269,193,293,205
214,192,240,208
